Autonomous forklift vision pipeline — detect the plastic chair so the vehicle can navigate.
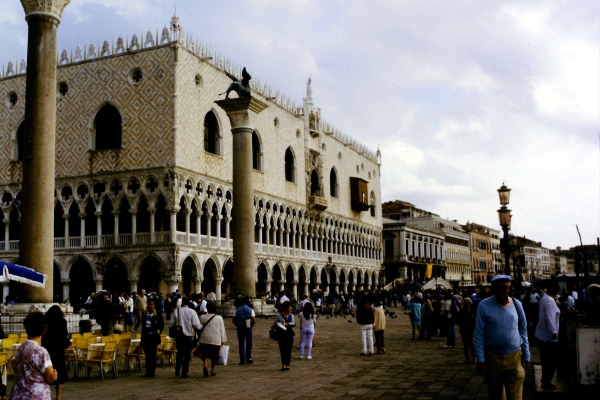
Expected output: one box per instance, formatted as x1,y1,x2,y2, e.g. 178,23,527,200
1,339,14,351
19,333,27,340
7,334,19,342
86,341,117,381
17,337,27,344
82,332,94,339
120,332,132,339
160,338,177,369
73,338,89,380
135,333,141,339
0,352,8,376
71,333,82,340
115,339,131,373
111,334,122,344
125,341,144,375
86,336,97,345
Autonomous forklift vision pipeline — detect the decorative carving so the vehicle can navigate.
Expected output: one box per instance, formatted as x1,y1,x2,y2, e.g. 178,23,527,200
6,61,14,76
144,31,155,47
20,0,71,20
59,49,69,64
116,36,125,53
88,43,96,59
101,40,110,57
129,34,140,51
19,59,27,74
161,26,170,44
74,45,82,62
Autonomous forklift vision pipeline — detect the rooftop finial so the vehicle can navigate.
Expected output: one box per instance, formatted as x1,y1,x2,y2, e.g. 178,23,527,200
307,75,313,102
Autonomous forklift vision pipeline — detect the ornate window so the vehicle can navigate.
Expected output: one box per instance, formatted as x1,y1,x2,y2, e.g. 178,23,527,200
284,147,295,182
94,104,122,150
310,170,321,196
329,168,338,198
370,191,376,217
204,111,220,155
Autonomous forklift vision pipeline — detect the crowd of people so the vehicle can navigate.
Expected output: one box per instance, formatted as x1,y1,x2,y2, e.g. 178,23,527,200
3,278,600,400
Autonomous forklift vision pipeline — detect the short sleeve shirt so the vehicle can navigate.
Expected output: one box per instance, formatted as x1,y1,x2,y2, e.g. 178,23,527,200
11,340,53,400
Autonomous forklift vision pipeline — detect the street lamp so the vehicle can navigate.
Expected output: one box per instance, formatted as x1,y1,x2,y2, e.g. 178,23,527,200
497,183,512,276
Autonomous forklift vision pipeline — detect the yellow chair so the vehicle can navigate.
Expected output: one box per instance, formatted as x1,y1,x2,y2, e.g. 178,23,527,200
71,333,82,340
17,337,27,344
86,336,97,345
7,334,19,342
73,338,89,380
160,338,177,369
101,336,111,343
120,332,132,339
86,341,117,381
0,352,8,375
19,333,27,339
110,334,122,344
115,339,131,373
1,339,14,351
125,340,144,375
82,332,94,338
135,333,141,340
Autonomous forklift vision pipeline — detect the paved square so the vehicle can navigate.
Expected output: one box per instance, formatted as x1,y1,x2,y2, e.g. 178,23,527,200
8,310,528,399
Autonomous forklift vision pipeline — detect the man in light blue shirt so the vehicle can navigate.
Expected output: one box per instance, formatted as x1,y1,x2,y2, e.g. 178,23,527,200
474,275,530,400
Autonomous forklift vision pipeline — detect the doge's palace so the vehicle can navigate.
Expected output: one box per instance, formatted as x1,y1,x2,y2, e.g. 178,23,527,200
0,15,383,305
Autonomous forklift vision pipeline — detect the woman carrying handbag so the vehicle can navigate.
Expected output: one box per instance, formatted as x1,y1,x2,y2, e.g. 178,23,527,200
273,301,296,371
198,302,227,377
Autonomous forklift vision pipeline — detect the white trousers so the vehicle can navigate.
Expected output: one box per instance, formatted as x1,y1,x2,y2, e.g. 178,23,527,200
359,324,374,354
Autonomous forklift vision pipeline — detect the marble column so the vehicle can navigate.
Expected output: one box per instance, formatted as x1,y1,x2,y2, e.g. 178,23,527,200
94,276,103,292
130,209,137,245
303,283,309,296
79,213,85,247
264,279,272,293
95,211,102,247
292,280,298,299
3,219,9,250
61,279,70,302
194,277,203,294
148,207,156,243
215,97,268,298
215,277,224,301
20,0,70,302
63,214,69,248
2,282,9,304
129,279,138,294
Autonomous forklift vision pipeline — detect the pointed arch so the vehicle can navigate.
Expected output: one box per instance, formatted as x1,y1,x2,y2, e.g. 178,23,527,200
310,169,321,196
15,120,25,161
252,130,263,171
93,103,122,150
204,110,221,155
329,167,338,198
284,147,295,183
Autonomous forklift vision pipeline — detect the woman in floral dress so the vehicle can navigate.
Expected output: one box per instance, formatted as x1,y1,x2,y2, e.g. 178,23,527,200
10,312,57,400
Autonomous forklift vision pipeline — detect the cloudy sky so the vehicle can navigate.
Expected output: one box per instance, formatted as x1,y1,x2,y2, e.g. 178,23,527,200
1,1,598,249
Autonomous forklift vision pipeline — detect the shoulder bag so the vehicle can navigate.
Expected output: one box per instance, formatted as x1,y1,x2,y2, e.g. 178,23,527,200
169,308,181,338
193,314,216,348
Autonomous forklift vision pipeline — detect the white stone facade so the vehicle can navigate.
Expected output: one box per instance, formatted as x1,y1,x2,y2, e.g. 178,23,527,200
0,20,383,303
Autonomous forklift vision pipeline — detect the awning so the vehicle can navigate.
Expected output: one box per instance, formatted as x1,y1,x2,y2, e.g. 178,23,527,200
422,278,452,290
0,262,47,288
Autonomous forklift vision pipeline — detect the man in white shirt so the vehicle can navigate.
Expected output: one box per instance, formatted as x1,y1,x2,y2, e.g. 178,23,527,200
535,281,560,390
197,292,208,315
170,297,202,378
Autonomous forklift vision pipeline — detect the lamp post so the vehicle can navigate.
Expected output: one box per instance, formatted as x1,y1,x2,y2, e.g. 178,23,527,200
497,184,512,277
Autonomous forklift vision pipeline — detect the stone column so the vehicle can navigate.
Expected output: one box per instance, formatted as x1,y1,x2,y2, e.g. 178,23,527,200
2,282,10,304
225,217,231,248
148,207,156,243
94,275,103,292
130,209,137,245
264,279,272,293
303,282,309,296
112,210,119,245
129,279,138,294
215,97,268,298
19,0,70,302
215,277,224,301
63,214,69,248
79,213,85,247
61,278,70,302
196,212,203,246
216,215,222,247
194,277,203,294
169,208,177,243
3,219,10,250
95,211,102,247
166,276,181,294
292,280,298,299
185,209,191,244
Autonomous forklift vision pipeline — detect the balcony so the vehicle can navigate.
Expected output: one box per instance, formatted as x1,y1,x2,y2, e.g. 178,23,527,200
308,195,328,211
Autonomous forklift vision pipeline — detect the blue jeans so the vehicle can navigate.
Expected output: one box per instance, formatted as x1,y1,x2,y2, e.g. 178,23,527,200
237,328,253,362
447,321,456,346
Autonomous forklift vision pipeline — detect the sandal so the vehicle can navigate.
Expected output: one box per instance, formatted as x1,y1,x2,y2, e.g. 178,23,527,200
210,371,216,376
203,367,208,377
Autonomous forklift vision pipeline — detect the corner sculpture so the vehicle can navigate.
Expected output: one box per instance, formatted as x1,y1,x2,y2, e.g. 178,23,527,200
220,67,252,99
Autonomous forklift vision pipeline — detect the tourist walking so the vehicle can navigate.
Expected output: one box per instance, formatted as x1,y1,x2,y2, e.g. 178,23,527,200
232,296,256,365
134,289,147,331
421,294,434,340
273,301,296,370
170,297,202,378
140,299,164,377
457,297,476,363
299,301,317,359
373,301,386,354
42,306,70,400
10,312,57,400
123,292,134,332
443,293,458,348
198,302,227,377
95,292,112,336
356,296,374,355
535,281,560,390
405,297,422,340
474,275,530,400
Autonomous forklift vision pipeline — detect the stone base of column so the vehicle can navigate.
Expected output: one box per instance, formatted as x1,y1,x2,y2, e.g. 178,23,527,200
5,302,73,314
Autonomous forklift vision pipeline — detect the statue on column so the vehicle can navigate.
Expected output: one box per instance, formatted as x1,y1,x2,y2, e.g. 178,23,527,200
220,68,252,99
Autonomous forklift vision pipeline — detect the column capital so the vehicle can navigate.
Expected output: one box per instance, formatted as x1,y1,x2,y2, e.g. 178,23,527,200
194,276,204,283
21,0,70,22
214,97,268,130
60,278,70,285
215,277,224,284
78,213,86,219
128,279,139,284
62,214,69,219
93,276,103,284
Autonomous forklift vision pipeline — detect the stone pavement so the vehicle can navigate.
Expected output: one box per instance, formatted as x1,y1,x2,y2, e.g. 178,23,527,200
6,309,538,399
